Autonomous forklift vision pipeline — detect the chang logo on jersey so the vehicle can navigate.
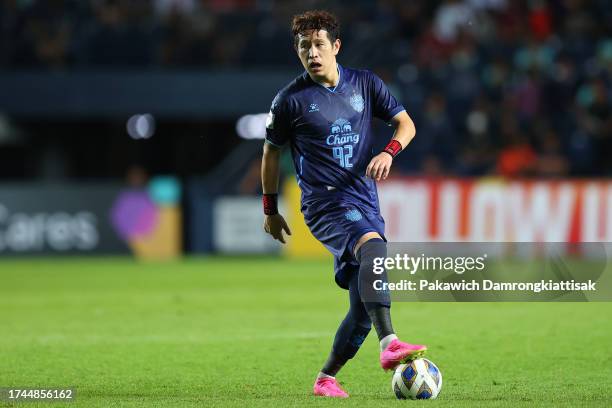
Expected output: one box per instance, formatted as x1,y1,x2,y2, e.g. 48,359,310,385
326,118,360,146
350,93,365,113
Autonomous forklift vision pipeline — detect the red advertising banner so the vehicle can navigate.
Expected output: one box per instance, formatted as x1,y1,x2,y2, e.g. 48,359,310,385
378,178,612,242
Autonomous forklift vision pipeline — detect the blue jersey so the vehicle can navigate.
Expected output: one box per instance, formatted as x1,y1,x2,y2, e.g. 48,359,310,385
265,64,405,213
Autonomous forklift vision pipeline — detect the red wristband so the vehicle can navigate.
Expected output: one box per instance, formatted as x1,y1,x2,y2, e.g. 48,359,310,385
263,194,278,215
382,140,402,158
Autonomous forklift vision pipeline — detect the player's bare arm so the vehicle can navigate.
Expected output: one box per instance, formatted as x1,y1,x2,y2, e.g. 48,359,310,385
366,110,416,181
261,142,291,244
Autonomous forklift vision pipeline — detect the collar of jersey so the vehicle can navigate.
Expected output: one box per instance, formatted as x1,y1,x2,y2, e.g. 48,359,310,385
308,63,342,93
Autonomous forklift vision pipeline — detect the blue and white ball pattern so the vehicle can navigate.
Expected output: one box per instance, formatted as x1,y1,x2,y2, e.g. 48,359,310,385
392,358,442,400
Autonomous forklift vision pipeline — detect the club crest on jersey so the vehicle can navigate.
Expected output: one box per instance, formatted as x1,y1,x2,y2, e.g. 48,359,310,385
308,103,320,113
350,93,365,113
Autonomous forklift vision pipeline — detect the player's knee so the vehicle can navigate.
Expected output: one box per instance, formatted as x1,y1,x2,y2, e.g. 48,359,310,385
333,324,371,360
356,237,386,264
354,233,384,259
357,238,391,307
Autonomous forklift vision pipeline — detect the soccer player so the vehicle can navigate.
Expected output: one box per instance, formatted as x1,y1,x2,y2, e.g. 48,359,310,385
261,10,426,398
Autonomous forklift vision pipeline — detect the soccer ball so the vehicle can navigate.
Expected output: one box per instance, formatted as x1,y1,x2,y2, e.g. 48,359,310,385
392,358,442,399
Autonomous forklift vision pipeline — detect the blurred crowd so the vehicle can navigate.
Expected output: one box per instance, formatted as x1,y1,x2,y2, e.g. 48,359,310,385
0,0,610,177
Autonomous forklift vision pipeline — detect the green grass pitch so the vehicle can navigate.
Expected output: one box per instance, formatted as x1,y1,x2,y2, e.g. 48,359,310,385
1,257,611,407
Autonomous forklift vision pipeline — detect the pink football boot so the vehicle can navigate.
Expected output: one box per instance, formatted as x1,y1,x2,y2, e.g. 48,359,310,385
380,339,427,370
313,377,349,398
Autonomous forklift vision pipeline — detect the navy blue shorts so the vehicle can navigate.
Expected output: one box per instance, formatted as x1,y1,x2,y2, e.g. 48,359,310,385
303,199,386,290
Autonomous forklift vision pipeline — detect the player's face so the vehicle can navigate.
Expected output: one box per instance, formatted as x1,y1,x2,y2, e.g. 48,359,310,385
296,30,341,79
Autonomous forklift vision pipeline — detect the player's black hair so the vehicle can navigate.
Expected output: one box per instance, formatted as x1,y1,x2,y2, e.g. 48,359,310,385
291,10,340,48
